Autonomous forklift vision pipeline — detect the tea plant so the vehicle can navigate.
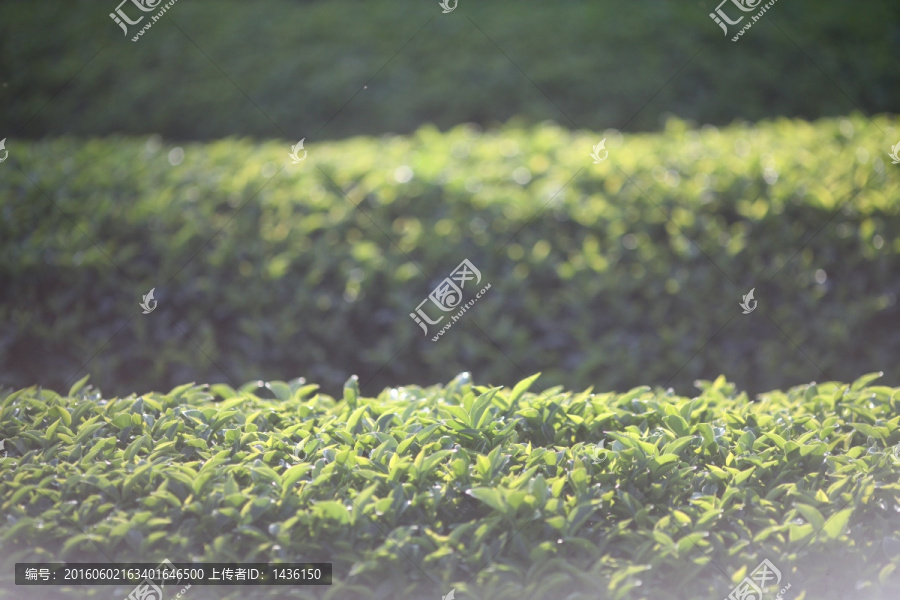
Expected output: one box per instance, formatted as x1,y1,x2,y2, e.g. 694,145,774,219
1,372,899,599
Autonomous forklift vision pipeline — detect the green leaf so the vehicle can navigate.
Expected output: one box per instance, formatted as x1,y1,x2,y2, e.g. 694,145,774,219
265,380,292,401
850,423,886,443
168,382,199,398
650,454,679,475
312,500,350,524
396,435,417,455
470,388,499,430
193,456,229,495
281,464,312,495
663,436,695,456
707,465,728,480
52,405,73,427
343,375,359,407
665,414,689,437
346,405,369,431
68,374,91,397
607,432,657,456
111,414,133,429
241,496,273,523
61,534,95,556
795,503,825,531
506,373,541,407
441,405,471,427
822,507,854,540
737,431,756,453
209,411,239,432
789,523,815,544
763,432,786,451
697,423,715,446
733,466,756,485
124,435,149,463
422,450,452,474
45,418,61,443
675,531,708,555
9,485,36,505
850,371,883,391
671,510,691,526
82,437,117,463
467,487,508,516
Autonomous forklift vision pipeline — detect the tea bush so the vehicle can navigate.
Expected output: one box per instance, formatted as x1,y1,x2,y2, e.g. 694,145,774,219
1,116,898,397
2,0,899,140
1,373,899,599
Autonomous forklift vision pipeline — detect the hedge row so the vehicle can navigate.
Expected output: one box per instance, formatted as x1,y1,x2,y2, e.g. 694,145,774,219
2,373,899,599
1,117,899,397
2,0,899,140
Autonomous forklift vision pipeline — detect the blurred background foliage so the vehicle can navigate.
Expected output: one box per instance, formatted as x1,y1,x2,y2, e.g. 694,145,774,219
0,0,899,141
1,116,898,398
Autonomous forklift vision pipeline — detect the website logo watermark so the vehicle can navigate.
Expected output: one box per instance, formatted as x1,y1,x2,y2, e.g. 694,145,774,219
725,558,791,600
289,139,307,164
740,288,757,314
125,558,191,600
439,0,458,14
0,138,8,163
586,442,608,465
889,141,900,165
590,139,608,163
409,259,491,341
140,288,158,314
110,0,181,42
709,0,779,41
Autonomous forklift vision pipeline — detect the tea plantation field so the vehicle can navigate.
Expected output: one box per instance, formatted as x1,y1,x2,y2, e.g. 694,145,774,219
1,373,899,599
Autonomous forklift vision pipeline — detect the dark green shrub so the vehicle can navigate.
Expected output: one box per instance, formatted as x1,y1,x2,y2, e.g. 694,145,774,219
0,116,898,397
